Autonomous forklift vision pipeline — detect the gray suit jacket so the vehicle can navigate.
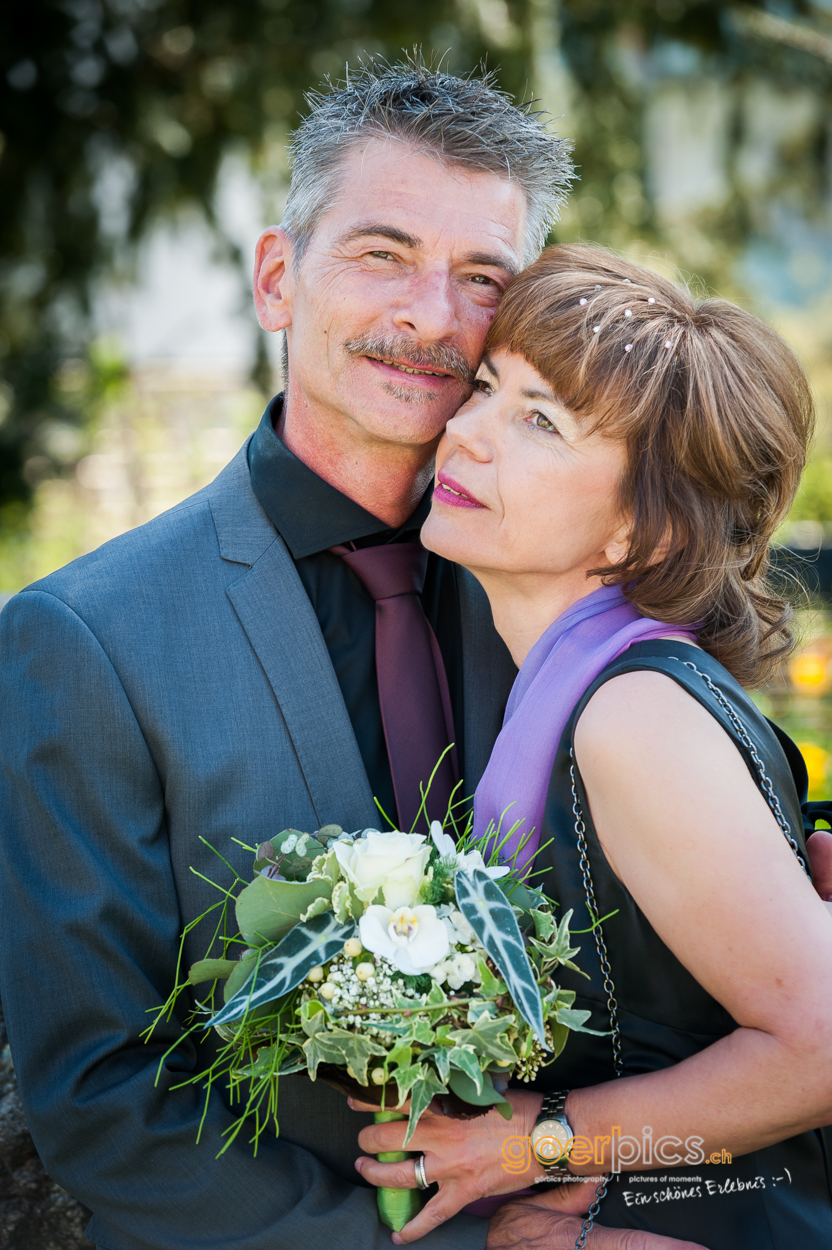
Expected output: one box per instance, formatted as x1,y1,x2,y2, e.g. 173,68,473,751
0,443,516,1250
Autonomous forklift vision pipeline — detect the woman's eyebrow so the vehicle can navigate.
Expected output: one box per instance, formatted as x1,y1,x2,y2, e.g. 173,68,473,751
521,386,557,402
481,354,499,378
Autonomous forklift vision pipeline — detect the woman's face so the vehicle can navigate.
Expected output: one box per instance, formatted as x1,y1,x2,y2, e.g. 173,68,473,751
421,349,629,586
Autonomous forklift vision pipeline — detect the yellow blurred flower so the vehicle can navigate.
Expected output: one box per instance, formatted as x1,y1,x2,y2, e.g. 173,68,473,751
797,742,829,797
789,650,832,696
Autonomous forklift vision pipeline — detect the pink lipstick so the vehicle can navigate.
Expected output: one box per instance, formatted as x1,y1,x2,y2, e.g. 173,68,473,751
433,471,485,509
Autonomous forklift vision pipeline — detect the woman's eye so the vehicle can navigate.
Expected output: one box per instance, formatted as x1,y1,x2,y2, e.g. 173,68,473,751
531,411,556,431
473,378,493,394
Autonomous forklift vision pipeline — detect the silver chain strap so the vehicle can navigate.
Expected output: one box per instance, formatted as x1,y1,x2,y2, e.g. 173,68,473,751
566,654,809,1247
669,658,808,874
569,754,625,1248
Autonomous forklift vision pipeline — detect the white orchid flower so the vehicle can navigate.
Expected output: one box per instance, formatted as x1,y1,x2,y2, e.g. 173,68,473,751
358,904,450,974
429,821,510,880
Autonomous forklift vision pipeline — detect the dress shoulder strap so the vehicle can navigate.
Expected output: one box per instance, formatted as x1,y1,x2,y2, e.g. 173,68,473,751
569,638,810,873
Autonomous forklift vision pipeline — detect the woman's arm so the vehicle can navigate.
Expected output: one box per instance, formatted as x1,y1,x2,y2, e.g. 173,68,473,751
565,669,832,1167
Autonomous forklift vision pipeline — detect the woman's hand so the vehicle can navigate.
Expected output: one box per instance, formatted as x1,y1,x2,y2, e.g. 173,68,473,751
351,1090,600,1244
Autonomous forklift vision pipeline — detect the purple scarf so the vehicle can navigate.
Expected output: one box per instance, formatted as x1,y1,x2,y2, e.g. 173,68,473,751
474,583,696,876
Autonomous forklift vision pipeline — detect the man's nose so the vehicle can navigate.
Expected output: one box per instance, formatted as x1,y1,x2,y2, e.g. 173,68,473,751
391,268,462,344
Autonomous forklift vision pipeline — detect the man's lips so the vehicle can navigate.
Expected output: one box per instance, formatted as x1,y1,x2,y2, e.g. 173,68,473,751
364,354,456,381
433,471,485,509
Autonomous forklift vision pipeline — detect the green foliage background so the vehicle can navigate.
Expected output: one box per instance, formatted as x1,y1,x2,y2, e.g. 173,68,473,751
2,0,832,528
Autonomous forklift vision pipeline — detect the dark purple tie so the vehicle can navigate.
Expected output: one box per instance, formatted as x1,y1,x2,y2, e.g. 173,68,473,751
331,541,458,831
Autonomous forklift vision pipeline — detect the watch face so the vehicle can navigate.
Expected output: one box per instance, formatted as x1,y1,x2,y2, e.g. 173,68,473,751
531,1118,570,1164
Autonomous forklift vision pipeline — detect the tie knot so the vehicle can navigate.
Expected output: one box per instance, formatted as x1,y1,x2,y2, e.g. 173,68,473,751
332,542,428,602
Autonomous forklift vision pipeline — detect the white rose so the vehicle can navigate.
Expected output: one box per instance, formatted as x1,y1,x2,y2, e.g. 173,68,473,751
333,829,430,907
359,904,450,974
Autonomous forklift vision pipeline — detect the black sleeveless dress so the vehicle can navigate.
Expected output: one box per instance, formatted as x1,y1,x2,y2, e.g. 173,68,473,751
524,639,832,1248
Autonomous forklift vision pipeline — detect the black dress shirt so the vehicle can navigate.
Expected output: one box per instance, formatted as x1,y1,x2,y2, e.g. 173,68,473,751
248,398,464,826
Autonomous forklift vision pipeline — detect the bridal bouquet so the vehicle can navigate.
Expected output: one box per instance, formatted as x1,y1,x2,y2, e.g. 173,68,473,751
149,815,598,1230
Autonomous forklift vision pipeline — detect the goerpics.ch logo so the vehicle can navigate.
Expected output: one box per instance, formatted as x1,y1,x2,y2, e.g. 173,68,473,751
502,1126,732,1174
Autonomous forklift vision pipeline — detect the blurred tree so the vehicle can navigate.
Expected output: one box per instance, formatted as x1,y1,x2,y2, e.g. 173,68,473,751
2,0,832,518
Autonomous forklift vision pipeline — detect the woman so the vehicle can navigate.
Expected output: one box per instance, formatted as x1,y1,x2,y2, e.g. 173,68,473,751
352,246,832,1248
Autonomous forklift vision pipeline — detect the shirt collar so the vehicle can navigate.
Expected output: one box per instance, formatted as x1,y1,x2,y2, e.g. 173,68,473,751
248,397,432,559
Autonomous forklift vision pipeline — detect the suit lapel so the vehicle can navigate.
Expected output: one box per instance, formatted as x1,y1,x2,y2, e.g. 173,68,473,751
457,567,517,795
208,444,377,831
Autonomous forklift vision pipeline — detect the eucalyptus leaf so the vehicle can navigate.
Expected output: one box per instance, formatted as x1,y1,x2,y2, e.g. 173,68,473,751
455,867,547,1045
448,1067,511,1114
236,874,332,945
210,910,354,1027
188,958,236,985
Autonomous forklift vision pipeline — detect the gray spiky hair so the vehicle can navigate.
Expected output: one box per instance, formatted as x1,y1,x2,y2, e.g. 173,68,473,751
281,55,575,266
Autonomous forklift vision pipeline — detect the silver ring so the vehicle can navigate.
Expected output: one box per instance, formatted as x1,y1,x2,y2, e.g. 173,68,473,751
414,1154,429,1190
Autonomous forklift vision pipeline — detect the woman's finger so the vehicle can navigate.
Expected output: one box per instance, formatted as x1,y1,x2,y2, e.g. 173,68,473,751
348,1095,410,1114
354,1155,422,1190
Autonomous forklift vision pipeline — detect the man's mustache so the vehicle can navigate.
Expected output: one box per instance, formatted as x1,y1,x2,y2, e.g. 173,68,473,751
344,333,476,386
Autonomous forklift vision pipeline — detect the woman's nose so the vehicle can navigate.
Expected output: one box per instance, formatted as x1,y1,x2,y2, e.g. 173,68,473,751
444,401,495,462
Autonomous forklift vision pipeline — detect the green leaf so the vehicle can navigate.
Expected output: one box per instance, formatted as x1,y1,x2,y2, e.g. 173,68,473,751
210,911,354,1027
236,874,332,945
300,894,333,923
304,1028,387,1083
531,908,556,942
386,1041,413,1070
476,957,507,999
412,1018,435,1045
188,958,236,985
447,1016,517,1066
448,1067,511,1115
393,1062,425,1106
555,1006,607,1035
300,999,329,1037
403,1067,448,1145
448,1045,484,1093
426,1046,451,1083
223,953,259,1002
455,867,546,1045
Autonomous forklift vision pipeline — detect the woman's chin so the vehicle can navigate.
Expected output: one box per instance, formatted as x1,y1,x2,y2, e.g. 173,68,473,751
420,508,482,566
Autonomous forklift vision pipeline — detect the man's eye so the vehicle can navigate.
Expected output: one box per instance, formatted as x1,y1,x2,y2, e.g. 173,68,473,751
532,411,556,431
369,250,395,260
470,274,495,286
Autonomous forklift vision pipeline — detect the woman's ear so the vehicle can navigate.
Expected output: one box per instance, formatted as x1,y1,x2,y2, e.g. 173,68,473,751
604,519,632,568
253,227,295,332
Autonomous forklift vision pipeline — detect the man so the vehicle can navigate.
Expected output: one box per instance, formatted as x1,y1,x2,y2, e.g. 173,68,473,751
0,60,827,1250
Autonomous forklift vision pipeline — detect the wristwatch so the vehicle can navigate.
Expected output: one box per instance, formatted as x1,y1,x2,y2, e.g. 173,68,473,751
530,1090,573,1182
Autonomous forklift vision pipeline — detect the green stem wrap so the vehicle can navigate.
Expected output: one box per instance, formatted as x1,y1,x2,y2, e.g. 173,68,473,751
374,1109,422,1232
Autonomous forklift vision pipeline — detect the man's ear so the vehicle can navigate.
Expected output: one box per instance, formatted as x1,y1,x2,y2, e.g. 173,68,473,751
253,227,295,332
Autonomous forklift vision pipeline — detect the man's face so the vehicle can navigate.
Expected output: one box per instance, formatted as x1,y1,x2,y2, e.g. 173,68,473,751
259,138,528,452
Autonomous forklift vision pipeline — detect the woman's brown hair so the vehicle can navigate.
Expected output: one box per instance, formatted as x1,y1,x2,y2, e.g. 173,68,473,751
485,244,814,687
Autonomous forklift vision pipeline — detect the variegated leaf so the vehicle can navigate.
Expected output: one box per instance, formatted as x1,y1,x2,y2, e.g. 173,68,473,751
209,911,355,1028
455,867,547,1045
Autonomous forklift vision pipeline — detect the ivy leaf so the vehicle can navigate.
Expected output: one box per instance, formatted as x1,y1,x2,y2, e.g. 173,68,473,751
448,1067,512,1116
188,958,236,985
476,957,507,999
300,999,329,1037
387,1041,413,1070
448,1045,484,1093
455,867,547,1045
447,1016,517,1066
393,1062,426,1107
412,1018,436,1045
424,1045,451,1083
531,908,556,942
236,874,332,945
304,1028,386,1083
555,1006,607,1035
403,1067,448,1145
209,911,355,1027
